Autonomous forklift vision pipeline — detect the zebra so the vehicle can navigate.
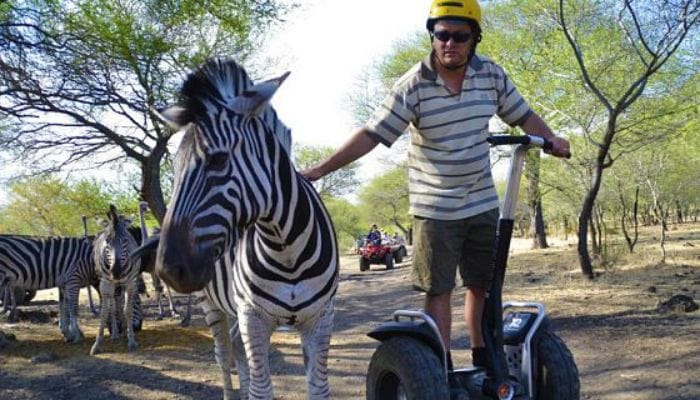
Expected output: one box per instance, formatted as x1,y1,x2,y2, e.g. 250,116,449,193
80,214,145,335
0,234,95,342
151,58,339,399
90,204,142,355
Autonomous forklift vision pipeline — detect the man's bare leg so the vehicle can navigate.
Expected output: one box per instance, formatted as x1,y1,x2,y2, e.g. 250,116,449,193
425,291,453,354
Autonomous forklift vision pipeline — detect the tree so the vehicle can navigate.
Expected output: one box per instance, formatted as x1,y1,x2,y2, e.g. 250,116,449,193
321,197,362,253
557,0,699,277
0,174,150,235
292,144,360,199
357,165,410,238
0,0,289,223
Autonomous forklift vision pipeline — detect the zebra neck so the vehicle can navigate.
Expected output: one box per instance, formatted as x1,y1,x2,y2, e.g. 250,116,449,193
253,174,320,264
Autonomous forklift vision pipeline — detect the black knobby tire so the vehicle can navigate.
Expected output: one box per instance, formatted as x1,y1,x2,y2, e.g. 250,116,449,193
393,249,404,264
360,257,370,272
384,252,394,270
367,337,449,400
534,328,580,400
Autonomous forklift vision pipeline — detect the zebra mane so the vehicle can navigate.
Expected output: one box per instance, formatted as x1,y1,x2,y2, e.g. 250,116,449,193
178,57,292,153
103,205,131,240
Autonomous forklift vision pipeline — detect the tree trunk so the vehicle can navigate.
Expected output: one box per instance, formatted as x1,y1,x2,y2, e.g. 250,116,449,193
532,201,549,249
140,141,168,224
577,149,608,279
620,185,639,253
526,152,548,249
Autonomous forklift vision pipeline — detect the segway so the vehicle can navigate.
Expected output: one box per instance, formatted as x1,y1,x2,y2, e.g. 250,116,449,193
366,135,580,400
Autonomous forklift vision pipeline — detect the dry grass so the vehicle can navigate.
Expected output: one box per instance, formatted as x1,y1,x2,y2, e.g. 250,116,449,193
1,222,698,399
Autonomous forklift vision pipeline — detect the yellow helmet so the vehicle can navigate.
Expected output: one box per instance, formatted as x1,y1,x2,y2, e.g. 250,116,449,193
427,0,481,30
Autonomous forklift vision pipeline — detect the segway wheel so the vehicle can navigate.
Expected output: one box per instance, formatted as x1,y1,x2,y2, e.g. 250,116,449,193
534,329,580,400
366,337,448,400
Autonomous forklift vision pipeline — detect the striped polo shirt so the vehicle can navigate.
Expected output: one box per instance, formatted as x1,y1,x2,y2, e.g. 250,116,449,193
365,53,532,220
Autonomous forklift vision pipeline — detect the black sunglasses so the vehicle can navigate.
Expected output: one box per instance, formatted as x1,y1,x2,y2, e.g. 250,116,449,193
433,30,473,43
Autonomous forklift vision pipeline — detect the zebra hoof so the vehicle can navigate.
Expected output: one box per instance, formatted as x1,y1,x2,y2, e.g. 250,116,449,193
90,343,102,356
180,316,191,327
127,341,138,352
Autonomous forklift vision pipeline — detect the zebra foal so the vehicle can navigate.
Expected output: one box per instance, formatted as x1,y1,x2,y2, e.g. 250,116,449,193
150,58,339,400
90,204,141,355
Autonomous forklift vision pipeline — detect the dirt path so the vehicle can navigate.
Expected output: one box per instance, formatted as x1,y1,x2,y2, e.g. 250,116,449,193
1,226,698,399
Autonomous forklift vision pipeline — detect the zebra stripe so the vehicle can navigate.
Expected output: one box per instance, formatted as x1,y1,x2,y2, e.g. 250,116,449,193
90,205,141,355
0,234,96,342
156,58,339,400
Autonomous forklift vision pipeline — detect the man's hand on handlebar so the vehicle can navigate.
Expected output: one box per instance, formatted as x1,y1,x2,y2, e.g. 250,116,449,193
546,136,571,158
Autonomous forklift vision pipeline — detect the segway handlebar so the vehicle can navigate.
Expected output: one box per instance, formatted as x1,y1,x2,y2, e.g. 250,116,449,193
487,134,571,159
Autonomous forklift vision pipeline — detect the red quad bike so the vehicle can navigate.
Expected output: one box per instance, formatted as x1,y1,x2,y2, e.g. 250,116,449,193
366,135,580,400
360,242,408,272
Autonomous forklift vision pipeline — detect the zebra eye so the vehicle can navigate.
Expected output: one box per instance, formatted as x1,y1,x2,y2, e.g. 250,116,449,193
206,151,228,171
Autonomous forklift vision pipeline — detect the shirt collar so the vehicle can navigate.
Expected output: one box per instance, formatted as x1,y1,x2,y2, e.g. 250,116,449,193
420,51,483,82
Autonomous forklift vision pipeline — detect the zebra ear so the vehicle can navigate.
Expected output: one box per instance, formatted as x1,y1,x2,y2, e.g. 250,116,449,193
230,71,290,116
151,105,191,130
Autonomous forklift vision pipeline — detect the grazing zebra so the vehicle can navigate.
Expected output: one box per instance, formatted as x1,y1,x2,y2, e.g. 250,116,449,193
90,204,141,355
0,234,95,342
152,58,339,400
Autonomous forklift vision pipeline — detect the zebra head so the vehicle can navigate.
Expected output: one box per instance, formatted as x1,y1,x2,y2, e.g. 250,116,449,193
154,58,291,293
94,205,139,280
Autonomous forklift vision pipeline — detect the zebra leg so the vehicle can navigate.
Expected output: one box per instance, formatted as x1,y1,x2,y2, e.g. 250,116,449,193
124,279,138,352
6,282,18,322
238,304,275,400
111,286,125,341
166,285,180,318
180,293,192,327
64,278,84,343
230,316,250,399
151,272,166,320
58,288,69,337
201,299,238,400
91,280,114,355
87,283,99,317
0,280,9,314
299,302,335,399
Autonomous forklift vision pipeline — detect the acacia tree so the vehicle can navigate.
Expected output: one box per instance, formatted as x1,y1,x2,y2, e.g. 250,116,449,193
0,0,289,223
557,0,699,277
292,144,360,199
0,175,140,235
357,165,410,239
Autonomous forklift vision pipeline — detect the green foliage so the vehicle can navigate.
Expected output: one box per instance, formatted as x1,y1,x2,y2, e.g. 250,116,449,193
293,144,360,199
357,165,410,233
0,175,154,236
321,197,363,253
0,0,292,221
377,33,430,89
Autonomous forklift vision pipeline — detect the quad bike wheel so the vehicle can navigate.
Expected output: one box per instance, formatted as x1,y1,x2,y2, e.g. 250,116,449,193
384,252,394,270
533,328,580,399
366,336,449,400
360,256,370,272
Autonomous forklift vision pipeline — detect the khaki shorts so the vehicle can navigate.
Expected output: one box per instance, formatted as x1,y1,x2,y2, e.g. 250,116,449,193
412,209,499,295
